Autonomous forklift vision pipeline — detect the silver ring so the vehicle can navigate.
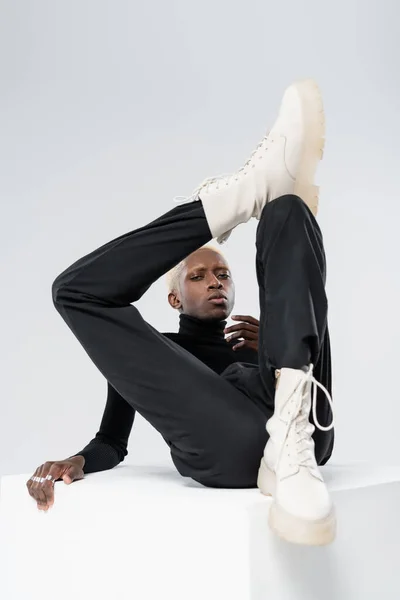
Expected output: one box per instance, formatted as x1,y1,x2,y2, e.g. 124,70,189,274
31,475,55,484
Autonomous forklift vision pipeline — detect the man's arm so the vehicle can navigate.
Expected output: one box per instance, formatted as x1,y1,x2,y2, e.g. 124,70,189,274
69,382,136,474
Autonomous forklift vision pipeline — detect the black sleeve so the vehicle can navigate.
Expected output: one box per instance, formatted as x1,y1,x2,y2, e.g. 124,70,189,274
69,382,136,474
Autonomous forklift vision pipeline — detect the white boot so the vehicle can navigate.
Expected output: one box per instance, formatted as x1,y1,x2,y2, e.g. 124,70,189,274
174,78,325,243
257,365,335,546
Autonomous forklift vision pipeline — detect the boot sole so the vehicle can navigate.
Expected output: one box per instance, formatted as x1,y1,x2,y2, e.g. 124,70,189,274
257,458,336,546
290,79,326,217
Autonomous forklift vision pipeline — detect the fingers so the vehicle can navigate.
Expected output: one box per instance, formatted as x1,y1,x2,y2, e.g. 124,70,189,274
62,462,84,483
37,463,53,511
230,315,260,326
27,464,47,511
26,462,58,511
41,463,60,507
222,316,259,352
232,340,246,350
224,320,259,338
232,339,258,352
225,328,258,342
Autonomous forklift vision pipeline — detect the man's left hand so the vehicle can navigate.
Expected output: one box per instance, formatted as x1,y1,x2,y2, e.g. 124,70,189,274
224,315,259,352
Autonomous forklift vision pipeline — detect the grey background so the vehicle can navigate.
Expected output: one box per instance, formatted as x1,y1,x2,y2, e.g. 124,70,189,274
1,0,399,479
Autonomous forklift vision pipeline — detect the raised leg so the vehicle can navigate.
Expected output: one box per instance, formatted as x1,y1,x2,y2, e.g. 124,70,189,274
255,194,336,545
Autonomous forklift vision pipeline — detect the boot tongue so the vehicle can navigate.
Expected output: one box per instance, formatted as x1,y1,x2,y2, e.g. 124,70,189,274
274,366,330,482
279,378,322,480
276,376,305,422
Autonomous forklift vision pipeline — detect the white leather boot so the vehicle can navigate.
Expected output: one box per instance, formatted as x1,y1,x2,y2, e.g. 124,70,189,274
257,365,335,546
174,78,325,243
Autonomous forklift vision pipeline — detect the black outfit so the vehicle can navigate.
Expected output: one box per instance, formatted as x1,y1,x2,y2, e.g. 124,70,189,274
52,194,334,489
69,313,259,475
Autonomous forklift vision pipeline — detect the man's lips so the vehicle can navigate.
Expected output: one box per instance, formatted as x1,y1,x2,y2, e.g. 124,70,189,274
209,298,227,304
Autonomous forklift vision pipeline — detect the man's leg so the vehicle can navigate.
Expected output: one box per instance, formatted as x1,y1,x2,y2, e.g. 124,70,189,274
254,193,335,545
52,200,268,488
255,194,334,463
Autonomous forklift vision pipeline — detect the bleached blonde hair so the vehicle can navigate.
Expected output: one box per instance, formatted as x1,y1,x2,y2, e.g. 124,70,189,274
165,243,228,294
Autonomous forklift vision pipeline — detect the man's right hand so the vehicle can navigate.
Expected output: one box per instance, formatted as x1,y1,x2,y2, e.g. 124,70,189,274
26,456,85,511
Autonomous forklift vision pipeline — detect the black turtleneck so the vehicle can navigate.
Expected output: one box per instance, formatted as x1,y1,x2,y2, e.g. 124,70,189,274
165,313,258,374
72,313,259,474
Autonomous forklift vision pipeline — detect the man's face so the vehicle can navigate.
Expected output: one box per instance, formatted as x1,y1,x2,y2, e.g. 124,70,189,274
168,248,235,320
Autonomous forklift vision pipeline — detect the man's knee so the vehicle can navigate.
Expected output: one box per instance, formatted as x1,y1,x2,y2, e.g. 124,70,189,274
51,275,68,307
264,194,309,218
276,193,307,209
52,267,77,306
256,194,315,242
51,277,61,305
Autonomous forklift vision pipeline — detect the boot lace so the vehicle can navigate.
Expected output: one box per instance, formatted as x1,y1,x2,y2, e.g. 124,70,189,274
278,364,334,470
172,131,271,206
173,173,233,205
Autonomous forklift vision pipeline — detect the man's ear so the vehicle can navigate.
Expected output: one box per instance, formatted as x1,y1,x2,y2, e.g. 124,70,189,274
168,291,182,310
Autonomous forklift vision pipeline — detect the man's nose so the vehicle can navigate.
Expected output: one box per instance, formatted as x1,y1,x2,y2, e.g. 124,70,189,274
208,279,223,289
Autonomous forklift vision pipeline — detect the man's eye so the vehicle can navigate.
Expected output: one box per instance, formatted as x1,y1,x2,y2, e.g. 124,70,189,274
191,274,229,280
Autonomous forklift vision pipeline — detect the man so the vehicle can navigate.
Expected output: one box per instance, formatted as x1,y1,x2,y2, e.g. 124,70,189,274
27,78,334,546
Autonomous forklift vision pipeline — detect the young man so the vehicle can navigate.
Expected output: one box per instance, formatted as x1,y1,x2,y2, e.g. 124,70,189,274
27,79,334,546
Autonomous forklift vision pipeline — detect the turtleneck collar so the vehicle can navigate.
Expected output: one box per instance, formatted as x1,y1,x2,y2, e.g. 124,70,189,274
178,312,227,341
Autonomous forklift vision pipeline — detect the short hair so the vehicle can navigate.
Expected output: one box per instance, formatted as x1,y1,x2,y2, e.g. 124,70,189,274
165,243,227,294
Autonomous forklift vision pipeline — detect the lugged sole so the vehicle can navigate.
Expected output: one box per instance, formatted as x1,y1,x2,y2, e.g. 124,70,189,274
290,78,326,217
257,458,336,546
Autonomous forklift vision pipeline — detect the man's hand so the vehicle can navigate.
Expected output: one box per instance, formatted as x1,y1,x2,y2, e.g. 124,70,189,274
26,457,85,511
224,315,259,351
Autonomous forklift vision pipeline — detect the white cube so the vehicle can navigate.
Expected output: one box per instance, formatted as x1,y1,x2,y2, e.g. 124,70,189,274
1,462,400,600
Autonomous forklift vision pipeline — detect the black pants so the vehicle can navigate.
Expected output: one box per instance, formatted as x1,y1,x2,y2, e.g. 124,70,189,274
52,195,334,488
